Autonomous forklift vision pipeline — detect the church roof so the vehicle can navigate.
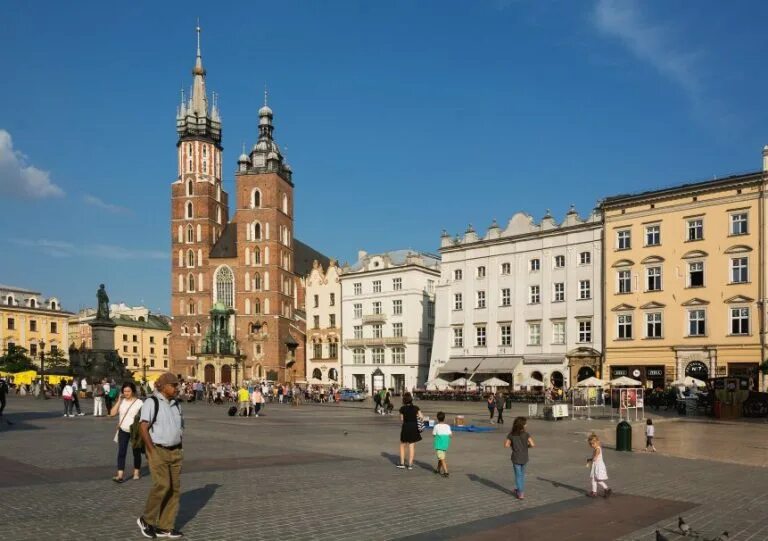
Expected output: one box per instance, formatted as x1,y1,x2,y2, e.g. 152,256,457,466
210,223,238,259
294,239,330,277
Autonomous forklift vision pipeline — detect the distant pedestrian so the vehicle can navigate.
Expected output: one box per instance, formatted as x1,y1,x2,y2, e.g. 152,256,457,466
93,378,106,416
495,392,505,425
62,380,75,417
433,411,452,477
487,395,496,423
137,372,184,539
0,377,8,418
237,387,250,416
504,416,535,499
110,381,143,483
586,433,611,498
645,419,656,452
71,379,84,416
104,380,113,412
251,387,264,417
373,389,383,414
397,392,423,470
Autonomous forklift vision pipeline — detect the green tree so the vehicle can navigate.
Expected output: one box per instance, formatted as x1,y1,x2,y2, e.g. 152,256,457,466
0,345,35,373
45,347,69,370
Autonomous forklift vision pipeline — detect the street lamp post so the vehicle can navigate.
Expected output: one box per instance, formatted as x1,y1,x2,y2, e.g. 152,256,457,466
37,339,46,400
142,358,148,385
464,367,468,395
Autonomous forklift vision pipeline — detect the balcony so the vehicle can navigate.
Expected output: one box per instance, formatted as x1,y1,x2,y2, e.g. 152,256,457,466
362,313,387,324
343,336,405,347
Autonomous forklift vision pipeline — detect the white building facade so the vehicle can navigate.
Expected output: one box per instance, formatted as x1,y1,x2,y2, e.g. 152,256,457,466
340,250,440,394
429,209,603,389
305,260,342,384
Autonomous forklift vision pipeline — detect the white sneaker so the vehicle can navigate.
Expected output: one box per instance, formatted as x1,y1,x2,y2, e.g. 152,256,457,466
63,414,69,417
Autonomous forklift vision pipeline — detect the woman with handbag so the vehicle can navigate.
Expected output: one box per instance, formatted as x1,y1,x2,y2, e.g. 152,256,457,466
109,381,143,483
397,392,423,470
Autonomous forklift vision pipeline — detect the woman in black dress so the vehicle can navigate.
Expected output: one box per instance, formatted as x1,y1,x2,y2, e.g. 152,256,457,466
398,392,423,469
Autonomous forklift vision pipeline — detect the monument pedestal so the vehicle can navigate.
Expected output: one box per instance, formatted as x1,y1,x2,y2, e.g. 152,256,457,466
70,318,130,382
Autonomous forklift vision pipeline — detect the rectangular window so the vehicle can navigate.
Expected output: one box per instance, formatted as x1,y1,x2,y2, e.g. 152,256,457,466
579,280,591,300
373,301,382,315
578,320,592,343
646,267,662,291
730,212,748,235
501,262,511,275
133,335,138,342
501,288,511,306
6,318,14,330
476,326,487,347
453,327,463,347
313,294,319,308
329,293,335,306
730,307,749,335
428,301,435,317
500,324,512,346
29,320,37,332
372,324,383,339
132,346,138,353
353,282,362,295
617,229,631,250
528,322,541,346
353,325,363,339
553,282,564,302
393,299,403,315
393,322,403,337
731,257,748,283
123,334,128,341
476,291,486,309
645,224,661,246
554,255,565,268
618,270,631,294
313,343,322,359
353,303,362,318
353,349,365,364
552,321,565,344
454,293,463,310
427,324,434,340
393,278,402,291
372,348,384,364
123,345,128,352
617,314,632,339
530,258,540,271
529,285,540,304
392,347,405,364
687,219,703,241
646,312,662,338
329,314,336,327
580,251,591,265
453,270,462,281
689,262,704,287
477,266,486,278
372,280,381,293
329,342,338,358
149,336,155,344
688,310,706,336
313,315,320,329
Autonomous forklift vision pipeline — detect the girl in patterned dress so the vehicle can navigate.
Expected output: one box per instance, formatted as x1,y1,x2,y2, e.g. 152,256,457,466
586,434,611,498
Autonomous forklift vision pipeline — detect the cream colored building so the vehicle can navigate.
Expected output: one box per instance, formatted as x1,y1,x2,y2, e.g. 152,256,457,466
602,148,768,390
305,260,342,384
1,284,70,363
69,304,171,382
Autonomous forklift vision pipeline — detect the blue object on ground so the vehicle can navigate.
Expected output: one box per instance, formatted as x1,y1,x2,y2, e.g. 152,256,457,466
423,424,496,433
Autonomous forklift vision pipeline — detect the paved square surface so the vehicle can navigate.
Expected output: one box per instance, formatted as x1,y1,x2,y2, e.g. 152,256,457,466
1,395,766,540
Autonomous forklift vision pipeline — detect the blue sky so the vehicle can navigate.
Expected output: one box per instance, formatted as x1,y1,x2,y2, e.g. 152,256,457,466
2,0,768,314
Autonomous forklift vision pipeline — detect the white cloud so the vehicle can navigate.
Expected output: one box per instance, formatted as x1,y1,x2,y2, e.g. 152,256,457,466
593,0,701,100
0,129,64,199
83,194,132,215
11,239,166,260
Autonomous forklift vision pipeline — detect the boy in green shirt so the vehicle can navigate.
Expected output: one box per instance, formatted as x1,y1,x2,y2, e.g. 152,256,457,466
433,411,452,477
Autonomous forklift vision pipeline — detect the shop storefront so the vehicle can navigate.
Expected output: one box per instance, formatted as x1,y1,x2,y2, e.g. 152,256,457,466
685,360,709,381
610,365,665,389
727,363,759,391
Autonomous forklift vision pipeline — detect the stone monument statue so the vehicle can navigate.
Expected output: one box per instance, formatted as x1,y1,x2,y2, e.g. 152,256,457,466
96,284,111,321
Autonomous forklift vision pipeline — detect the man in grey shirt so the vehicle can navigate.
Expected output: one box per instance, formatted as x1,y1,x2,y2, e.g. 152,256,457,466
137,372,184,539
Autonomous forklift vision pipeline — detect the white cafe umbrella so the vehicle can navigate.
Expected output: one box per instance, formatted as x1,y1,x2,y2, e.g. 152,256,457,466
481,377,510,387
671,376,706,388
576,376,606,387
609,376,642,387
449,377,476,388
518,376,545,388
425,377,451,390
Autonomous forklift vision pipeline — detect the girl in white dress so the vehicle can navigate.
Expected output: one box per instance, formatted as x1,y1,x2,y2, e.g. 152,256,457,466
586,434,611,498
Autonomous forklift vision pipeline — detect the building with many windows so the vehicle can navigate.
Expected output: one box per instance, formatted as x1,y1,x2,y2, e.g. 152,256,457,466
305,260,341,384
340,250,439,393
0,284,70,363
68,304,171,382
601,147,768,390
429,209,603,389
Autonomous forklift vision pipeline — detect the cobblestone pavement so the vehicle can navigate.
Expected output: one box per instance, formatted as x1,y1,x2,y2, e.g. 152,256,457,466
1,395,766,540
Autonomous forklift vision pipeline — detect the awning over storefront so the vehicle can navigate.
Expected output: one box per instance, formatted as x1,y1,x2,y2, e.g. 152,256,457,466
475,356,522,374
438,358,483,374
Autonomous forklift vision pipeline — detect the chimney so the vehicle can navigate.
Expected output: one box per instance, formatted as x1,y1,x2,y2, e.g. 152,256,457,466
763,145,768,172
357,250,368,261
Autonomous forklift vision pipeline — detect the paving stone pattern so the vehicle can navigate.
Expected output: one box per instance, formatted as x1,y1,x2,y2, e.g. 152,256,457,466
0,396,766,540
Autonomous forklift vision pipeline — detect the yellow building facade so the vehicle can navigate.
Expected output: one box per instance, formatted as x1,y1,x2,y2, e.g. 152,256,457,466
0,285,71,363
602,153,768,391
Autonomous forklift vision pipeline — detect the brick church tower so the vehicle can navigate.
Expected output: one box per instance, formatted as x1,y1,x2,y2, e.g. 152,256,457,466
170,26,310,384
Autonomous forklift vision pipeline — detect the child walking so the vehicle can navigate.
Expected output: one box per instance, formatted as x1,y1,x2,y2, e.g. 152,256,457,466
433,411,452,477
586,434,611,498
505,416,535,500
645,419,656,452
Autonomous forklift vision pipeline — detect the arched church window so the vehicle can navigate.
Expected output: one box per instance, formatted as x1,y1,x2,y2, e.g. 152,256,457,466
253,298,260,314
186,201,193,219
217,183,221,202
216,206,221,224
188,273,195,292
253,272,261,290
215,266,234,308
282,193,288,214
186,180,193,196
186,225,194,243
251,189,261,209
253,248,261,265
202,145,208,173
188,301,196,315
195,323,201,335
187,250,195,267
254,222,261,240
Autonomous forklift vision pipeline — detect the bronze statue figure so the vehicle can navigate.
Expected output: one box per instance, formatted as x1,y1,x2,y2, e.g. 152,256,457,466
96,284,111,321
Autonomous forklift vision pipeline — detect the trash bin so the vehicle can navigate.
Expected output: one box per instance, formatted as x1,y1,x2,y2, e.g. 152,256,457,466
616,420,632,451
505,397,512,410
